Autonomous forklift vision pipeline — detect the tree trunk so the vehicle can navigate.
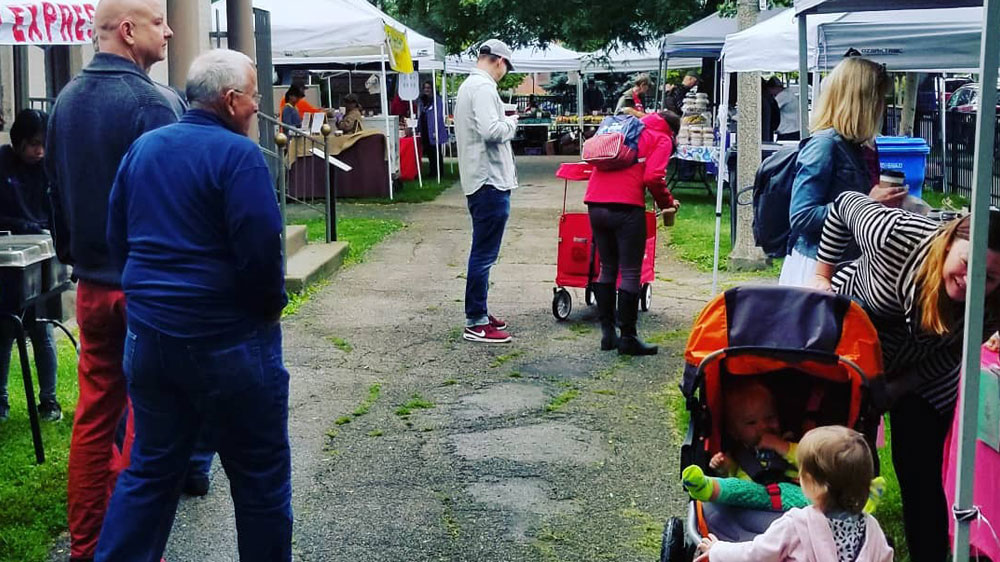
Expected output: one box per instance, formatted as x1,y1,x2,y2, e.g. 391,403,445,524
898,72,921,137
728,0,769,271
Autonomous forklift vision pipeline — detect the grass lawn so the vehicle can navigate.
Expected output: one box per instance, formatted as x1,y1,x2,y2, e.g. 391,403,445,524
341,165,459,205
667,184,782,278
0,338,79,562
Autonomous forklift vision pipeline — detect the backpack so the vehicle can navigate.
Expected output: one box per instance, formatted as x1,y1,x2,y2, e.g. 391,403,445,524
582,115,645,170
751,138,809,258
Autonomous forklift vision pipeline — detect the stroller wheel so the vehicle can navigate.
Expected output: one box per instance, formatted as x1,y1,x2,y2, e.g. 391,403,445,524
552,288,572,321
585,285,596,306
660,516,687,562
640,283,653,312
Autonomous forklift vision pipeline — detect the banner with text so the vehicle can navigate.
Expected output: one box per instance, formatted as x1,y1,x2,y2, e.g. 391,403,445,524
0,1,96,45
384,24,413,74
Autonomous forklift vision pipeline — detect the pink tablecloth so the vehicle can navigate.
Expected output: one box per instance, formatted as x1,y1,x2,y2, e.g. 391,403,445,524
943,345,1000,560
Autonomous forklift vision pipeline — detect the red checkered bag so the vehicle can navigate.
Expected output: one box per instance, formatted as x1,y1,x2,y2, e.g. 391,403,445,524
582,115,644,171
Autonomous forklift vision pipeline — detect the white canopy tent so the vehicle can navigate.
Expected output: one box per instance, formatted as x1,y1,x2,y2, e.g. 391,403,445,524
584,43,700,73
816,8,983,73
795,3,998,562
442,43,587,74
210,0,442,66
722,7,984,73
662,9,785,59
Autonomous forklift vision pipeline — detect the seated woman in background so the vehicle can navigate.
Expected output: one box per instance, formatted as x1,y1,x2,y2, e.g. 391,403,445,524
813,191,1000,562
337,93,364,134
280,85,304,130
0,109,61,422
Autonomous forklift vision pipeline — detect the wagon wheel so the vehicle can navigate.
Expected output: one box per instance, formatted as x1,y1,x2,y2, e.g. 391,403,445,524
640,283,653,312
552,288,572,321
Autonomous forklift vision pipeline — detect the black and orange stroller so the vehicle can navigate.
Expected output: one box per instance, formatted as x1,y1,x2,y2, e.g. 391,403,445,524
660,286,887,562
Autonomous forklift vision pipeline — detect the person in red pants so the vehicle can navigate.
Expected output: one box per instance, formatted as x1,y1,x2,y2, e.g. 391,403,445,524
45,1,177,559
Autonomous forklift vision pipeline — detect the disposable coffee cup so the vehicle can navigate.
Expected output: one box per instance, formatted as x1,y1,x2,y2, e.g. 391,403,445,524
879,169,906,191
662,207,677,227
503,103,518,116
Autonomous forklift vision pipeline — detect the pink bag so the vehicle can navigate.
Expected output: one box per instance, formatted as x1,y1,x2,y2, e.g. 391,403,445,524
582,115,644,171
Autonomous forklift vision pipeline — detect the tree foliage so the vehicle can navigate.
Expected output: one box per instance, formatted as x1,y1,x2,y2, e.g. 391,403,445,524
389,0,721,54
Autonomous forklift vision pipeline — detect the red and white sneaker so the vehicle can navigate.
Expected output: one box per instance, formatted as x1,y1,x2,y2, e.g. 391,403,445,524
463,324,512,343
488,314,508,331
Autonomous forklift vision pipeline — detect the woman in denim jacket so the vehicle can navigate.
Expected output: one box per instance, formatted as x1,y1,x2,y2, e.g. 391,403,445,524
780,57,903,286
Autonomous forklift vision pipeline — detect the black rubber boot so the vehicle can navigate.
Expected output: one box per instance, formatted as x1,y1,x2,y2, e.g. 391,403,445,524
617,290,658,356
593,283,618,351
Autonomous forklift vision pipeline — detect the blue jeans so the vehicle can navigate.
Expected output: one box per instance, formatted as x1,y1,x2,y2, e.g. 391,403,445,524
465,185,510,326
95,320,292,562
0,307,57,404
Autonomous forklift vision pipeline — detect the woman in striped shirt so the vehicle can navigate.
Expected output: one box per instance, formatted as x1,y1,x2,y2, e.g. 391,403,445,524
813,191,1000,562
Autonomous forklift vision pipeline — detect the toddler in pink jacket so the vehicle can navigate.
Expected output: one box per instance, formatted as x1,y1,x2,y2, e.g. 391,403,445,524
694,426,894,562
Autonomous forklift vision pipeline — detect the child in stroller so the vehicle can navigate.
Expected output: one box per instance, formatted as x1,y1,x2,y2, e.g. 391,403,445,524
693,425,894,562
659,286,889,562
681,379,810,512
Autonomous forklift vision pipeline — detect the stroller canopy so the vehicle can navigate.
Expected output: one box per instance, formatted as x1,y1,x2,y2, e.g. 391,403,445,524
683,286,884,454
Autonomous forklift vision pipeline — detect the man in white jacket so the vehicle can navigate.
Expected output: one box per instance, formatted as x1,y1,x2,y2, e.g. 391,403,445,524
455,39,518,343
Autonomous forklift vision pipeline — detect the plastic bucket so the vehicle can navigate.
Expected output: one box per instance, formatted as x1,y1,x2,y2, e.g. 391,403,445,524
875,136,930,198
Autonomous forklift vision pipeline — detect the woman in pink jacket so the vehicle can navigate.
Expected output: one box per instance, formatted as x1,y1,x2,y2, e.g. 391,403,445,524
695,426,894,562
584,111,680,355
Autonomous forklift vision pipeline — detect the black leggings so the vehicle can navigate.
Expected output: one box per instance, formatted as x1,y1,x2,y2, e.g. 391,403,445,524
889,392,952,562
588,204,646,294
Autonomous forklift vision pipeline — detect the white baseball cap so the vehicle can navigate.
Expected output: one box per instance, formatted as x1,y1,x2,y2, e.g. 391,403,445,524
479,39,514,72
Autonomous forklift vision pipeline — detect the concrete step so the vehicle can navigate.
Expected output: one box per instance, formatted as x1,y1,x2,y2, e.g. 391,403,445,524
285,241,349,293
285,225,308,257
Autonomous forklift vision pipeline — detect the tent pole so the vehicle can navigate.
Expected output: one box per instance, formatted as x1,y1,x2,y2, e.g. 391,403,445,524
327,75,333,108
411,99,423,187
711,59,729,296
940,75,949,194
797,14,809,139
433,68,441,183
953,1,1000,561
380,45,394,200
577,70,584,157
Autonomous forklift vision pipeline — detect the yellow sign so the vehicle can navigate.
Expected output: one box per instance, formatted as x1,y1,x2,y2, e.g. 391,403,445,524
384,24,413,74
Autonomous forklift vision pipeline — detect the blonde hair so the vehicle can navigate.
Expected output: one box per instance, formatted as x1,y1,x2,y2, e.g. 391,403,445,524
797,426,873,514
634,74,651,88
915,219,964,335
915,213,1000,335
810,57,890,143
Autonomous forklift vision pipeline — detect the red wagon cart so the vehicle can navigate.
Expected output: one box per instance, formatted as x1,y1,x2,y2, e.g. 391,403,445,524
552,162,656,321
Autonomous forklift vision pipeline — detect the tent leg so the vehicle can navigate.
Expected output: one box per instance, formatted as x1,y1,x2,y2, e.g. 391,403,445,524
433,69,441,184
940,75,949,194
411,100,423,187
380,46,393,200
797,14,809,139
577,71,584,157
711,61,730,296
953,1,1000,561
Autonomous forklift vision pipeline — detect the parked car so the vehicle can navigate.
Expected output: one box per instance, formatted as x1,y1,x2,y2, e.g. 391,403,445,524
943,77,973,105
946,82,1000,114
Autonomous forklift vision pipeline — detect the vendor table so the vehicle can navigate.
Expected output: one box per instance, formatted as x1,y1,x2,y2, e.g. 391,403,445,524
667,145,720,196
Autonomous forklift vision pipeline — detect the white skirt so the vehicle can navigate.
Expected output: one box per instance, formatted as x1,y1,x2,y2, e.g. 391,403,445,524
778,249,818,287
